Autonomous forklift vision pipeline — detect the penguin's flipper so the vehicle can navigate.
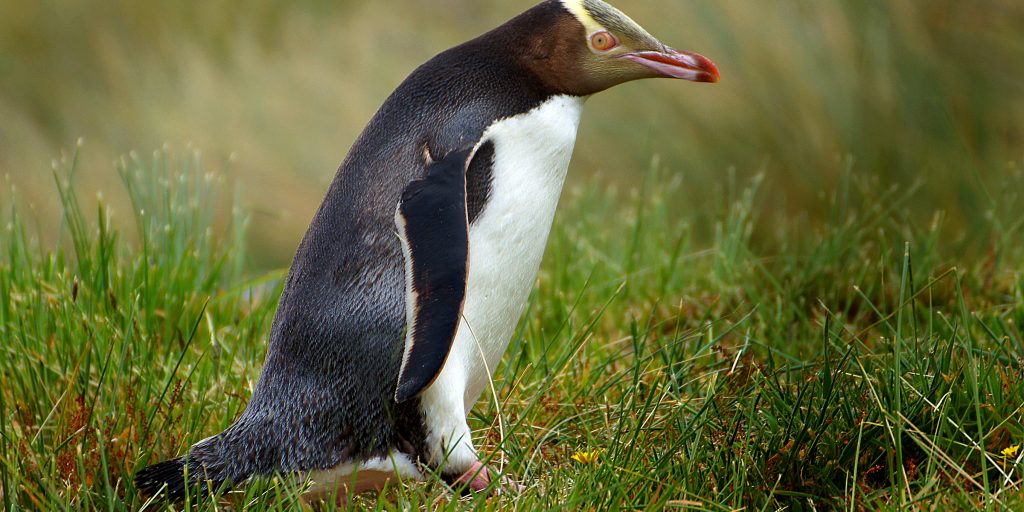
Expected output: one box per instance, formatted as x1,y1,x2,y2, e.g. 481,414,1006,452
394,147,474,403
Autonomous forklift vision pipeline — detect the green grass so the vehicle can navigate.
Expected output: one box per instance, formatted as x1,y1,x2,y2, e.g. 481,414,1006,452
1,146,1022,510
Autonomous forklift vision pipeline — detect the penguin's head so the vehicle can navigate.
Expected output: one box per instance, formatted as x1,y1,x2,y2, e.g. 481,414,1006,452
516,0,720,96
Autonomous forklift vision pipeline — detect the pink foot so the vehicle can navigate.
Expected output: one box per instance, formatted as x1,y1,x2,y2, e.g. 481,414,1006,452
454,461,491,492
452,462,525,495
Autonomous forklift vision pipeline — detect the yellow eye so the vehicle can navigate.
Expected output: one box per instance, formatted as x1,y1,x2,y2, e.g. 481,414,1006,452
590,31,617,51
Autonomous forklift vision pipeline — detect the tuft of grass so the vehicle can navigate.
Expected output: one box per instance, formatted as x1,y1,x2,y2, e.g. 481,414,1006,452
0,146,283,509
1,148,1023,510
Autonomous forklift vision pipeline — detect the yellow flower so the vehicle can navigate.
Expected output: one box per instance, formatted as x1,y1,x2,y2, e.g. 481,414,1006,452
571,449,603,464
1001,444,1020,458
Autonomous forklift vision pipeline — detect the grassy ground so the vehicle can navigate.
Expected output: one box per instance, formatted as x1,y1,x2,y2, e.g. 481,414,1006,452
1,145,1022,510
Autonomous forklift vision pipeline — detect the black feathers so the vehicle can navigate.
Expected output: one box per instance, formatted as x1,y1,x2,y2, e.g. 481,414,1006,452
394,148,473,403
466,140,495,224
134,457,191,501
135,449,231,502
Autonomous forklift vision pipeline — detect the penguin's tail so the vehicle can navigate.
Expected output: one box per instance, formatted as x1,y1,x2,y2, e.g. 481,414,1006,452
134,453,231,502
135,456,190,501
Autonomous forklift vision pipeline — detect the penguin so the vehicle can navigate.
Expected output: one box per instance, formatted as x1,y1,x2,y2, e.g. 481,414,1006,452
135,0,718,501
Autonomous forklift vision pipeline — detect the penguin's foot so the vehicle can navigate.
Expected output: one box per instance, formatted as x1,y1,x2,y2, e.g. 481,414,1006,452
449,462,526,495
454,461,490,492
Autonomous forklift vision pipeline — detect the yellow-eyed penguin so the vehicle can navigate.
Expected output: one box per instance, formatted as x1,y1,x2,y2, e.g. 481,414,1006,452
135,0,718,501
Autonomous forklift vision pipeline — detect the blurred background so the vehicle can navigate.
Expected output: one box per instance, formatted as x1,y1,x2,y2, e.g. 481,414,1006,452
1,0,1022,269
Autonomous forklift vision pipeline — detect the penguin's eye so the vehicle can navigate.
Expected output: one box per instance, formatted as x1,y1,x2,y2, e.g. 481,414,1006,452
590,31,618,52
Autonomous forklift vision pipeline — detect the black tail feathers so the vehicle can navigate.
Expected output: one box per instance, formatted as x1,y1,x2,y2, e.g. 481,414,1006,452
135,456,227,502
135,457,189,501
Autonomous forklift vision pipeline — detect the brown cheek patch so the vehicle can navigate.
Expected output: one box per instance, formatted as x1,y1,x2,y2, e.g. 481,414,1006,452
521,12,597,97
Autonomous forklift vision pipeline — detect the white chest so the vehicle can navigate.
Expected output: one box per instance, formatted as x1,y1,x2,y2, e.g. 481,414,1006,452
451,95,584,409
414,95,583,470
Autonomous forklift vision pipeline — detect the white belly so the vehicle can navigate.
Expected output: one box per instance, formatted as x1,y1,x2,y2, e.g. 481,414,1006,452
418,95,583,467
456,95,583,409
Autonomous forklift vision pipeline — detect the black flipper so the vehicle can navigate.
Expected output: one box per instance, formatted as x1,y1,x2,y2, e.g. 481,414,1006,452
394,147,474,403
